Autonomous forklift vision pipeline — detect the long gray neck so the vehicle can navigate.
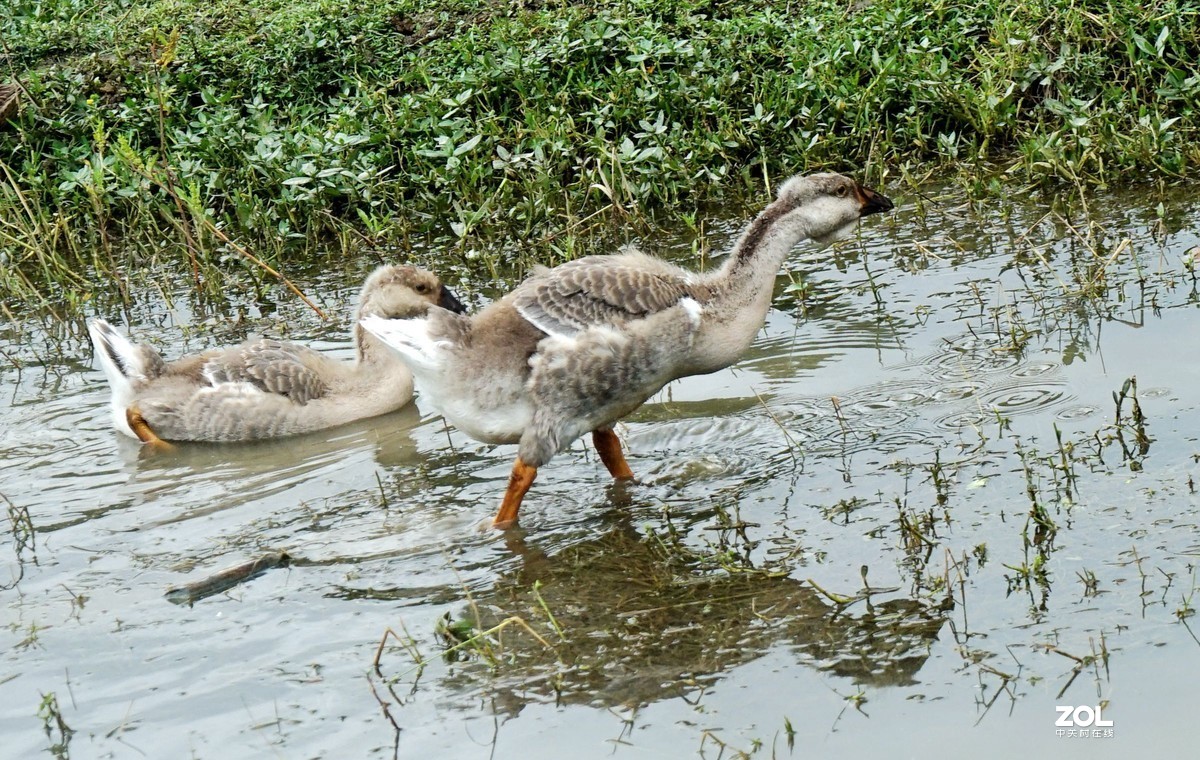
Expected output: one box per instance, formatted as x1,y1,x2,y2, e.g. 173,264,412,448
353,323,376,365
353,300,400,367
704,199,811,305
677,199,815,375
351,294,373,365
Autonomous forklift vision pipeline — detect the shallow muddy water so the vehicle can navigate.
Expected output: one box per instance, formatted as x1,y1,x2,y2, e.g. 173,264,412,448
2,184,1199,759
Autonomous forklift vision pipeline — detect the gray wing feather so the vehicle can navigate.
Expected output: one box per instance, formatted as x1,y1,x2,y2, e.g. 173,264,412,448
202,340,328,404
512,255,691,337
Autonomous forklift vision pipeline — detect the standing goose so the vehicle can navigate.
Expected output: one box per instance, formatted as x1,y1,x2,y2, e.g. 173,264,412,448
361,173,893,528
89,265,466,445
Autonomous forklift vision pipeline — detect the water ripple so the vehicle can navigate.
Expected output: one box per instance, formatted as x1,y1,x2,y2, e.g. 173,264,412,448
977,380,1072,416
1056,405,1101,420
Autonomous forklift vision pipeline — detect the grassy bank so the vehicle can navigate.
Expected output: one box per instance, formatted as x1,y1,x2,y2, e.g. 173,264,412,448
2,0,1198,308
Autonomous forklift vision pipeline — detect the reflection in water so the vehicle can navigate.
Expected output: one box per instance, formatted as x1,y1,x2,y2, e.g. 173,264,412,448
129,402,427,484
24,402,430,535
388,522,948,714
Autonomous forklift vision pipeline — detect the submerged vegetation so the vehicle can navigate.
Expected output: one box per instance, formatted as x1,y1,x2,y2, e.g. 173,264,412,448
1,0,1199,305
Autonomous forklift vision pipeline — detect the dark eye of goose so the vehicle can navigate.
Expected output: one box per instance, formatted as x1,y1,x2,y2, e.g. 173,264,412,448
835,185,849,198
415,283,430,294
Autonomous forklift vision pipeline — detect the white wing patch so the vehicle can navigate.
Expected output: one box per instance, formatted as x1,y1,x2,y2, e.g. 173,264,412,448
679,297,703,327
359,315,445,374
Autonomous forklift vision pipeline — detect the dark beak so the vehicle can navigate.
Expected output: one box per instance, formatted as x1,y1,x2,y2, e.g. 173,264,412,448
438,284,468,314
856,185,894,217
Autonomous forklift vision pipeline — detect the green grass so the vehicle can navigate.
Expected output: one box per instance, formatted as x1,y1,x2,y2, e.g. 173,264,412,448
2,0,1198,307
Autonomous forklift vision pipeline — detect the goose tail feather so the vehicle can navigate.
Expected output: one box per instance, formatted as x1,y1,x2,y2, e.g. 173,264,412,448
87,319,156,405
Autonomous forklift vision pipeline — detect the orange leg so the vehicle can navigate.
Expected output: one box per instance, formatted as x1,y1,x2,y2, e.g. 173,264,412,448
593,428,634,480
126,407,175,453
493,457,537,529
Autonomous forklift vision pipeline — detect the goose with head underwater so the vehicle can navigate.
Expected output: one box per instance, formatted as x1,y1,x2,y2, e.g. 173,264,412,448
361,172,894,528
89,264,466,447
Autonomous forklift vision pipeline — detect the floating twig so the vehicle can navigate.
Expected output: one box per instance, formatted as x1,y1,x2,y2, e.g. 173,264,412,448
164,550,291,605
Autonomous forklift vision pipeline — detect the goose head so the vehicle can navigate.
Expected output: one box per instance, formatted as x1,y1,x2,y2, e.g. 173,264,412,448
773,172,893,247
355,265,466,361
357,265,466,321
